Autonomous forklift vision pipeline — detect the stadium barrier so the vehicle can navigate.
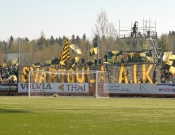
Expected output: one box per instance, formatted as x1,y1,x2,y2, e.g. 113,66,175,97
0,83,175,97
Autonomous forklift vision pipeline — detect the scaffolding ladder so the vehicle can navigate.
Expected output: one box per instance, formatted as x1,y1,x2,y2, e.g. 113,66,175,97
146,39,160,63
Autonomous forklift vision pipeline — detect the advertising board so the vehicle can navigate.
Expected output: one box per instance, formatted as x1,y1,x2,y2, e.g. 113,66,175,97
157,84,175,94
18,83,89,93
104,83,157,94
0,83,18,92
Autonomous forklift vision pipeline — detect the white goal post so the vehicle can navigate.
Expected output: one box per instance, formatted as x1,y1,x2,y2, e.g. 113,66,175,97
95,71,109,98
28,70,109,98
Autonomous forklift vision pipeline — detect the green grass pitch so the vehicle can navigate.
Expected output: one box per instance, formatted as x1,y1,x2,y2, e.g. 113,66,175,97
0,96,175,135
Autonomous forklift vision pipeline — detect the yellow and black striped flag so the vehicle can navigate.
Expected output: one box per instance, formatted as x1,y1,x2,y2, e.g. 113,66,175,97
163,55,175,74
89,47,97,56
60,39,70,65
72,56,80,67
89,40,98,56
163,60,175,74
162,52,172,63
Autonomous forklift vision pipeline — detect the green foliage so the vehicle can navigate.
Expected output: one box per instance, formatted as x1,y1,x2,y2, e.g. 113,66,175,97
168,31,175,53
49,36,55,45
37,34,47,49
92,35,98,48
159,34,169,53
57,37,63,46
117,39,130,51
82,33,86,40
8,35,14,49
71,34,75,42
0,31,175,65
0,97,175,135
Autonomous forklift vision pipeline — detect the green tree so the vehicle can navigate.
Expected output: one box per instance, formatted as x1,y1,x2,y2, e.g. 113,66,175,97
62,36,66,41
58,37,63,46
159,34,169,54
82,33,86,40
3,41,8,54
55,38,59,44
50,36,55,45
71,34,75,43
36,31,46,49
92,35,98,47
9,36,14,49
25,37,29,43
74,35,80,45
168,31,175,53
37,36,46,49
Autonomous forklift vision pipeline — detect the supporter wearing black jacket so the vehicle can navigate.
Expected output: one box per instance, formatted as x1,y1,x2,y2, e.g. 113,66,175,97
0,77,3,83
12,64,18,77
104,53,107,62
80,56,85,66
94,57,97,66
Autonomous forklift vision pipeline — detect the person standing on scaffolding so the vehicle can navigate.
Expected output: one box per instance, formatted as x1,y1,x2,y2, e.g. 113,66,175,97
132,21,138,37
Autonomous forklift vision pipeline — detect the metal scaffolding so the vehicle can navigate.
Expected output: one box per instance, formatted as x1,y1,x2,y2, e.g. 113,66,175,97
118,19,161,63
119,19,157,39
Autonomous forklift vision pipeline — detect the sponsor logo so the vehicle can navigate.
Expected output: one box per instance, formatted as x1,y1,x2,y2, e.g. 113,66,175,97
105,84,130,92
0,85,17,91
140,84,147,91
19,83,88,93
65,84,86,92
20,83,52,90
159,88,175,92
58,84,64,91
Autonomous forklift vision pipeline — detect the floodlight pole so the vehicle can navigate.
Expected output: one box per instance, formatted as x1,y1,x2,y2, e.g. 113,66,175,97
97,35,100,65
18,38,21,83
119,20,120,38
18,38,20,67
28,71,30,97
95,71,98,98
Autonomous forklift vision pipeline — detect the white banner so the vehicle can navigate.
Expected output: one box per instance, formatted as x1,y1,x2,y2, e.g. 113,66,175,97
18,83,89,93
157,84,175,94
104,83,157,94
17,83,175,95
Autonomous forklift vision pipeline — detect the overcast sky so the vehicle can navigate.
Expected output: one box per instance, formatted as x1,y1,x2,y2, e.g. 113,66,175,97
0,0,175,41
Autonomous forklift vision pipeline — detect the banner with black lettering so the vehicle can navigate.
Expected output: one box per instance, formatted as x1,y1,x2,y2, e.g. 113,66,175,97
18,83,89,93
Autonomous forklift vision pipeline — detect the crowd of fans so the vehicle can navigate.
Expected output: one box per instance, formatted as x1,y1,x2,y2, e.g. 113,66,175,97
160,69,175,84
52,56,103,68
0,63,18,83
1,56,175,84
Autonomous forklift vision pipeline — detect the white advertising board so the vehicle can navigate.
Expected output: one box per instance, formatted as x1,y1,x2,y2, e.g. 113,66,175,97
17,83,175,95
104,83,157,94
18,83,89,93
